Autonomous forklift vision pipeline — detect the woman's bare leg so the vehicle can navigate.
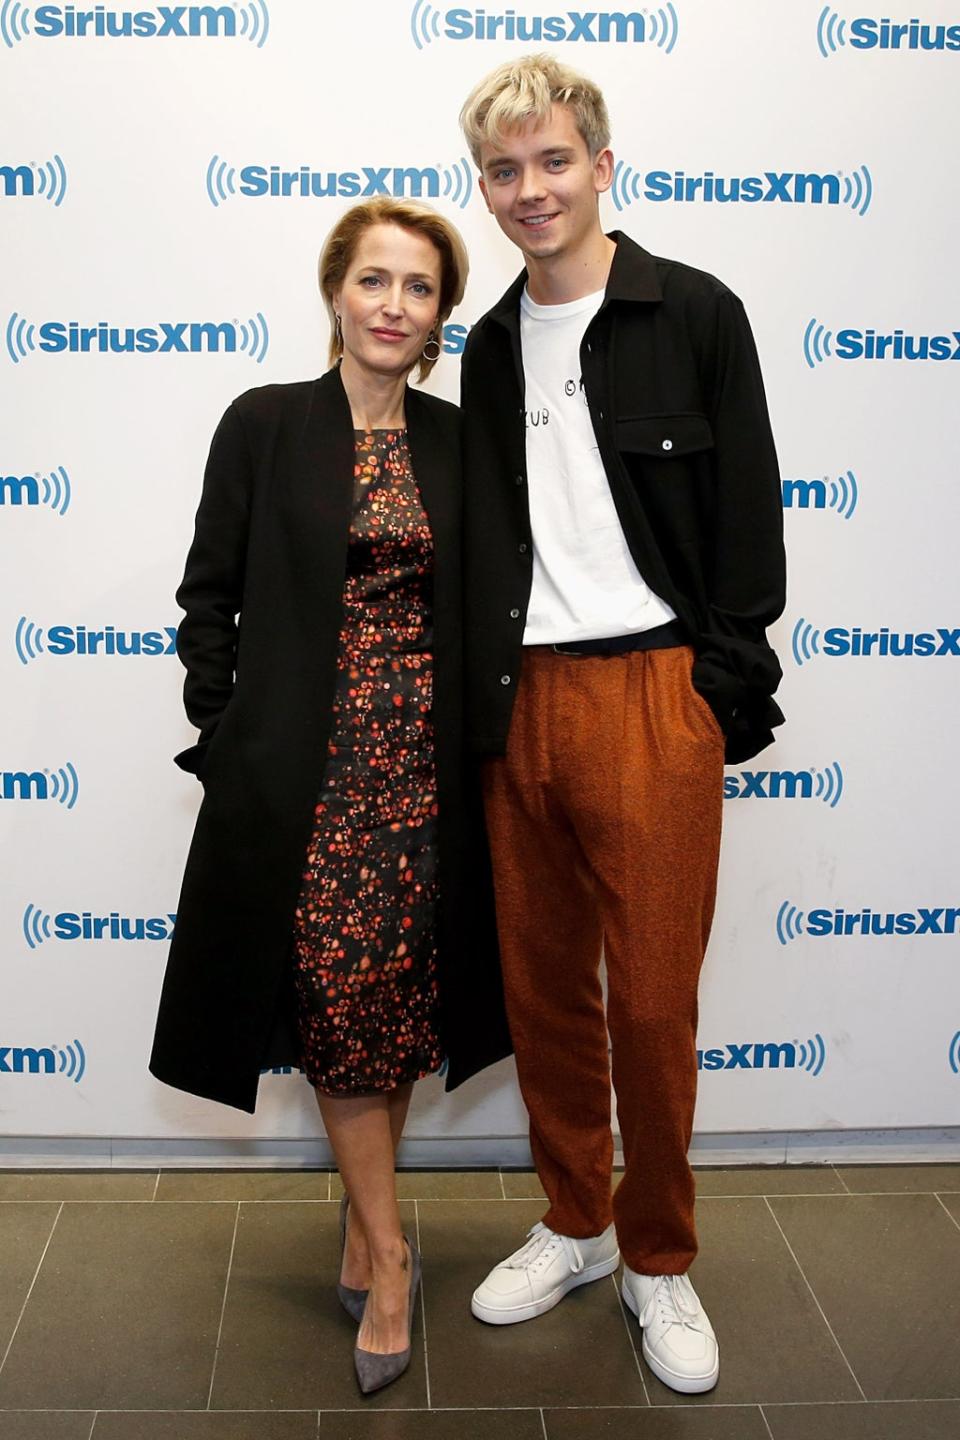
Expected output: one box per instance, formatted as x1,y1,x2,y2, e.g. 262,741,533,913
317,1088,414,1354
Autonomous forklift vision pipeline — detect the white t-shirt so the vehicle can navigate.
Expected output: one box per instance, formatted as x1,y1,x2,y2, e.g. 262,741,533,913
519,285,676,646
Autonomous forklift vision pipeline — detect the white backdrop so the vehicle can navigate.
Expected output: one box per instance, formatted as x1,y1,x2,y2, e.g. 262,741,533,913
2,0,959,1149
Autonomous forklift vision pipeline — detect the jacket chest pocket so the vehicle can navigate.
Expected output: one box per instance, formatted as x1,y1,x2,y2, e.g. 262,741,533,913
616,412,715,542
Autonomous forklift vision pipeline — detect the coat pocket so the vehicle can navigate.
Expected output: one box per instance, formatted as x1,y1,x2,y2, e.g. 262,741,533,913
616,412,715,545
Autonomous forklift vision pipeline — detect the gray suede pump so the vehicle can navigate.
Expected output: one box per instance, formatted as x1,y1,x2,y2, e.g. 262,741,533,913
353,1237,421,1396
336,1195,369,1324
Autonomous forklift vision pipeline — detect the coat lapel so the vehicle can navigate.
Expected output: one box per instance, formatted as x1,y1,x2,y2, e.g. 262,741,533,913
405,387,457,552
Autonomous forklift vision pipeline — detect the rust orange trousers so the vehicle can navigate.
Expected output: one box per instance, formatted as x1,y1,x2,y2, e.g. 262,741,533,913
483,644,724,1275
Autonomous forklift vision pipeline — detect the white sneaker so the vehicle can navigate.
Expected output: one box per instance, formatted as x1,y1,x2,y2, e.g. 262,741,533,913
621,1267,719,1393
471,1221,620,1325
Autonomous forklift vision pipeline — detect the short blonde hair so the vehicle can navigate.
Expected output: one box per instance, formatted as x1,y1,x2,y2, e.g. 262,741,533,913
460,53,611,167
318,198,469,383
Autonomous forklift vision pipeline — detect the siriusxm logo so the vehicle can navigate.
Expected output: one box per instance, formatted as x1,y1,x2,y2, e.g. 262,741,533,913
782,471,858,520
0,2,269,47
0,155,67,204
817,8,960,56
410,1,678,49
724,762,843,808
1,466,71,515
698,1035,826,1076
803,319,960,367
611,163,872,215
206,155,473,209
792,618,960,666
1,763,78,808
23,904,175,948
16,617,177,664
950,1032,960,1075
6,312,269,365
777,902,960,945
0,1039,85,1081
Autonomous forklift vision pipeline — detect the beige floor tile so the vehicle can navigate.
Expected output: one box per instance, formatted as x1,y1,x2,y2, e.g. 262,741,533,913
418,1199,646,1409
833,1164,960,1194
645,1198,862,1407
156,1171,330,1202
0,1173,156,1202
0,1202,236,1410
210,1199,424,1411
770,1193,960,1399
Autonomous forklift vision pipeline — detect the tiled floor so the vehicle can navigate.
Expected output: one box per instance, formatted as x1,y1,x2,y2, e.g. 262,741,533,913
0,1164,958,1438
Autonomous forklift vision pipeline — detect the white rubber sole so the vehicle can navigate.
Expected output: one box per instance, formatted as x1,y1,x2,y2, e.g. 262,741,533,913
621,1280,720,1394
471,1250,621,1326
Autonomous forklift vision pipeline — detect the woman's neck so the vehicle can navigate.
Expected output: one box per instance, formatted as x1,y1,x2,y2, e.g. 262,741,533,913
340,355,408,430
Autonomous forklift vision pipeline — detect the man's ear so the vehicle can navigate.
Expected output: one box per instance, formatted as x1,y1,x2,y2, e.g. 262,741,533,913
593,147,614,196
478,176,495,215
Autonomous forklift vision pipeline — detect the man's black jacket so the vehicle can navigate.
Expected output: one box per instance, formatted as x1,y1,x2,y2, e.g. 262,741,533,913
460,232,786,764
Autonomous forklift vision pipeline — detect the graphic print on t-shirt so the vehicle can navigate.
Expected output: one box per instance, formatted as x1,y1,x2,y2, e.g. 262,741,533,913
519,286,676,645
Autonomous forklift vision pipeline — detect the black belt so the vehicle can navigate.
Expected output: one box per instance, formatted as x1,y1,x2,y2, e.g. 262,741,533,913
550,620,688,658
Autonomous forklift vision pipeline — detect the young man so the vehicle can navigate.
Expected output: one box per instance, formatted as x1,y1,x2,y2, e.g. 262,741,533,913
458,56,785,1394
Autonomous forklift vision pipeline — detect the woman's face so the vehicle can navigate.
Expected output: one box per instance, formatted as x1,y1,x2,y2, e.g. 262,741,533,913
334,222,443,381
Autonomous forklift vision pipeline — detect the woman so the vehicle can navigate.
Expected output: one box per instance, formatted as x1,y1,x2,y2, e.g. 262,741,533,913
149,198,511,1393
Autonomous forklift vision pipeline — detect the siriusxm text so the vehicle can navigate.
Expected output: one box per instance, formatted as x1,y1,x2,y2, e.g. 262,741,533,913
236,166,445,199
0,1047,57,1074
37,322,250,354
698,1043,803,1071
433,9,650,42
42,626,176,655
836,330,960,361
45,912,176,940
724,770,817,800
820,627,960,657
644,171,845,205
32,5,242,37
805,907,960,937
847,19,960,50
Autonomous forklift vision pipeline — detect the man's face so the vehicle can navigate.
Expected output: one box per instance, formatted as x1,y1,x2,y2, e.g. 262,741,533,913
478,103,613,266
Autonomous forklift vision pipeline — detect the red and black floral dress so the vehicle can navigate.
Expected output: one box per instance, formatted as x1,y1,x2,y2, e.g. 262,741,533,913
292,429,443,1095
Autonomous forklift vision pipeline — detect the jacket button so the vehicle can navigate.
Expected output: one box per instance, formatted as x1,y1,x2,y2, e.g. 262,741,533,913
661,438,673,451
509,608,520,619
518,542,528,554
515,474,524,486
500,674,511,686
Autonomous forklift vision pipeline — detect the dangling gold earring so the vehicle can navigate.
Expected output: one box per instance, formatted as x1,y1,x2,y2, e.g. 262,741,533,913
421,331,441,361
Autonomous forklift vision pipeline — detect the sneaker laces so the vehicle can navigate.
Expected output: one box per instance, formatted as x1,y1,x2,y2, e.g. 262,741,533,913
647,1274,704,1332
503,1222,585,1277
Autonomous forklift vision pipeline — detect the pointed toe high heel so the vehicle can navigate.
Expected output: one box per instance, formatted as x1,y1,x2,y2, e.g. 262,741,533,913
354,1237,421,1396
336,1194,369,1324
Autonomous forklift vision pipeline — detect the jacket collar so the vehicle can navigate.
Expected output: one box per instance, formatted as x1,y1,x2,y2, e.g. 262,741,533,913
486,230,662,331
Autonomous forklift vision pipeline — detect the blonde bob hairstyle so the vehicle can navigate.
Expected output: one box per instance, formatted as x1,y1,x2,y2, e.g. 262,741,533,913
460,53,611,167
318,198,468,384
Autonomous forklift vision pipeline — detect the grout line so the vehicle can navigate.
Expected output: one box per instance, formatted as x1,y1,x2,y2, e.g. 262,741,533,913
831,1165,853,1195
935,1194,960,1233
758,1403,775,1439
610,1271,650,1405
414,1199,431,1409
316,1408,321,1439
87,1413,98,1440
206,1201,241,1410
151,1170,161,1202
498,1168,507,1200
539,1405,549,1440
763,1196,867,1402
0,1200,63,1377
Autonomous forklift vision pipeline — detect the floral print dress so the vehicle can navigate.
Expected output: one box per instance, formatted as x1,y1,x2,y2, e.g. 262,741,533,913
292,429,443,1095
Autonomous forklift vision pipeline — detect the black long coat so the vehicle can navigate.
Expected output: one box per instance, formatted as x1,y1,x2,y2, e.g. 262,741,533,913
150,367,511,1113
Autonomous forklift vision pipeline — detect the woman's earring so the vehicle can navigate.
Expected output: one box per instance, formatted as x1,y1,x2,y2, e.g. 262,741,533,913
335,313,343,349
421,332,441,361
